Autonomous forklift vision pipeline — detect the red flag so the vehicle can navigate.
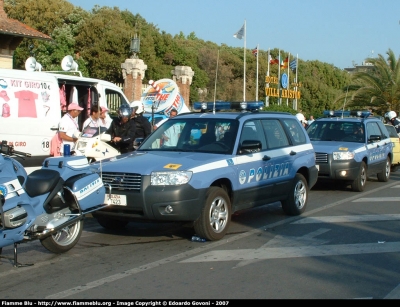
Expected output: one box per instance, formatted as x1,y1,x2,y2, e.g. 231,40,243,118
269,55,279,65
252,47,258,57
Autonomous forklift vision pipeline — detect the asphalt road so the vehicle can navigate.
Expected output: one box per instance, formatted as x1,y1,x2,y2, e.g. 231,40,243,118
2,172,400,299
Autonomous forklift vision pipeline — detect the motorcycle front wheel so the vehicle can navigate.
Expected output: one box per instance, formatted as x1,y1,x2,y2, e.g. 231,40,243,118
40,220,83,254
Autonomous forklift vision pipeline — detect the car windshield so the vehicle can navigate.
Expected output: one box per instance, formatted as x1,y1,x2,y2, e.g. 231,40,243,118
138,117,239,154
307,121,365,143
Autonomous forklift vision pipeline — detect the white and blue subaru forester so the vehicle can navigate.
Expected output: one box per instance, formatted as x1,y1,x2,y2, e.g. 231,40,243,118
92,102,318,241
307,110,393,192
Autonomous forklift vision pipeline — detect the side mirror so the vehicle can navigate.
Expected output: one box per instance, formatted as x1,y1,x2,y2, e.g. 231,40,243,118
368,135,381,143
239,140,261,154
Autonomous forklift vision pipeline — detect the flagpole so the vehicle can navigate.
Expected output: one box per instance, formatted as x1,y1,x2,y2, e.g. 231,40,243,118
286,52,290,106
278,49,281,105
266,48,270,107
256,44,259,101
294,53,299,110
243,20,246,102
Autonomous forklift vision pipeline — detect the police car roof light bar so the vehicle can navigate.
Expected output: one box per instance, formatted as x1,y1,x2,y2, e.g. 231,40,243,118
193,101,264,112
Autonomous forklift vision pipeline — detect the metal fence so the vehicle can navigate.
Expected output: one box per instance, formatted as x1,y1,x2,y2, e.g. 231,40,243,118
106,83,148,114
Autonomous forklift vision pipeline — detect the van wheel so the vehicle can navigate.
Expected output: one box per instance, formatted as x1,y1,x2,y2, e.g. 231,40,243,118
351,162,367,192
377,157,391,182
193,186,231,241
95,216,128,230
281,173,308,215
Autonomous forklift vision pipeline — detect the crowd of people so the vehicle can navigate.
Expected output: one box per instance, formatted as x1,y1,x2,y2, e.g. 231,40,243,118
57,100,177,156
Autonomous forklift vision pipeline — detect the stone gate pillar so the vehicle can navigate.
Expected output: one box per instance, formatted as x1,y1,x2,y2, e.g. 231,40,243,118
171,66,194,110
121,58,147,102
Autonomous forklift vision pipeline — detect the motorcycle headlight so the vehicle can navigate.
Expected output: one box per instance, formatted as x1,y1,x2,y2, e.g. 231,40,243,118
151,171,192,186
333,151,355,160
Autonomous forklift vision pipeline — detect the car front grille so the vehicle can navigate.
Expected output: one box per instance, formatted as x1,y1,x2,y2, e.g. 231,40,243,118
100,172,141,192
315,152,328,163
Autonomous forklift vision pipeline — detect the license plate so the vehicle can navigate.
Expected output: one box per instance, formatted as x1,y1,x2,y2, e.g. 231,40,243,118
316,164,319,171
105,194,127,206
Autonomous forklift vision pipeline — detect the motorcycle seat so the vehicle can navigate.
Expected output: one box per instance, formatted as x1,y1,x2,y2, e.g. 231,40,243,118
25,169,61,197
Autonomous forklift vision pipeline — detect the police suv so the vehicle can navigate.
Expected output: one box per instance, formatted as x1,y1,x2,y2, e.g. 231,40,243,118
92,102,318,241
307,110,393,192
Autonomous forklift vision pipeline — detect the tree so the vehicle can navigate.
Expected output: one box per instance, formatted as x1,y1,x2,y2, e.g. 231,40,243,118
335,49,400,115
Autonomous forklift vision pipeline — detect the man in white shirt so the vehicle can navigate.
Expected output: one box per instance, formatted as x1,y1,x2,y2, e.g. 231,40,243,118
83,105,101,129
100,106,112,128
58,102,83,154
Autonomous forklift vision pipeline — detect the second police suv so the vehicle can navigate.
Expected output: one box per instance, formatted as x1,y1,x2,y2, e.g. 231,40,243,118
306,110,393,192
92,102,318,241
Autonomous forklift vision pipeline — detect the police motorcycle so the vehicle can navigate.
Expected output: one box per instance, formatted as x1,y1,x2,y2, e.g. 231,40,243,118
0,141,108,267
74,126,120,163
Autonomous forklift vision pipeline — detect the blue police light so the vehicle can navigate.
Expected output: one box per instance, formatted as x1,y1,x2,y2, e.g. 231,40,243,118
193,101,264,112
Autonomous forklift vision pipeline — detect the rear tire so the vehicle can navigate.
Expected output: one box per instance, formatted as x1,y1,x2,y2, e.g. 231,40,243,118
95,216,129,230
351,162,367,192
40,220,83,253
281,173,308,215
377,157,391,182
193,186,231,241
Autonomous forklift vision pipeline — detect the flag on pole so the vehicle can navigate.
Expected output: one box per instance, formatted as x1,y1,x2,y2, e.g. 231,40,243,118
281,57,288,69
289,59,297,71
233,24,245,39
269,55,279,65
252,47,258,57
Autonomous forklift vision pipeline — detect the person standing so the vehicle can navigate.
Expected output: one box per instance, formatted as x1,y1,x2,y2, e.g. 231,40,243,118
106,104,136,153
82,105,101,129
58,102,83,155
385,111,400,133
100,106,112,129
130,101,151,140
161,109,181,147
307,115,315,125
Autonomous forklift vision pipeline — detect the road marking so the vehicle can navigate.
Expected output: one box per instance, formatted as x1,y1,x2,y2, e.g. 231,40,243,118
181,242,400,263
45,180,400,299
293,214,400,224
353,197,400,202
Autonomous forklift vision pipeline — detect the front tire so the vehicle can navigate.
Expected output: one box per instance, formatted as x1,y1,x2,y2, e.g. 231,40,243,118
351,161,367,192
40,220,83,253
281,173,308,215
193,186,231,241
377,157,391,182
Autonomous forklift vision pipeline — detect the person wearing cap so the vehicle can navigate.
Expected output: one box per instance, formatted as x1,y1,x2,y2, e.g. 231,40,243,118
58,102,83,154
100,105,112,128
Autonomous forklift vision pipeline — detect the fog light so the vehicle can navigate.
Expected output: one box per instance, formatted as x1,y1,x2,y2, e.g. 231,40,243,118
165,205,173,213
339,170,347,177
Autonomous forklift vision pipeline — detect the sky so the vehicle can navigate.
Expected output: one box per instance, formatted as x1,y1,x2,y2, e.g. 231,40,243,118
67,0,400,70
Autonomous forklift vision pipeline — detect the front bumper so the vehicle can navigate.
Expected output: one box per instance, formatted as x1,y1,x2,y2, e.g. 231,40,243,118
93,176,207,222
317,159,360,181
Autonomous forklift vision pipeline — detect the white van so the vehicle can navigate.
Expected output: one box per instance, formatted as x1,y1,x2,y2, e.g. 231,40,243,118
0,68,129,170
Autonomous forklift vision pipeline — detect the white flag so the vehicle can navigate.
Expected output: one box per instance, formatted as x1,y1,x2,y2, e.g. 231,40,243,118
233,24,245,39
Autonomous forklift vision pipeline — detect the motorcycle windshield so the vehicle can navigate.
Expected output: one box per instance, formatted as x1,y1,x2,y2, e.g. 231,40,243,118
81,127,108,138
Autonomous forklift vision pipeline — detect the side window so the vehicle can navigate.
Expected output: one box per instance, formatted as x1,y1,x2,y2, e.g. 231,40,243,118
377,122,390,139
261,119,290,149
366,122,382,141
282,118,307,145
105,89,129,113
240,120,266,151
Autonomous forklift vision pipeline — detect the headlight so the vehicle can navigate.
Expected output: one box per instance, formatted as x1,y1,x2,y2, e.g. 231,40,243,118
151,171,193,186
333,151,355,160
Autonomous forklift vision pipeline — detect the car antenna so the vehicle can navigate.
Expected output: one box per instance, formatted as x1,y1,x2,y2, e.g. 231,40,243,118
342,85,349,119
213,49,219,114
